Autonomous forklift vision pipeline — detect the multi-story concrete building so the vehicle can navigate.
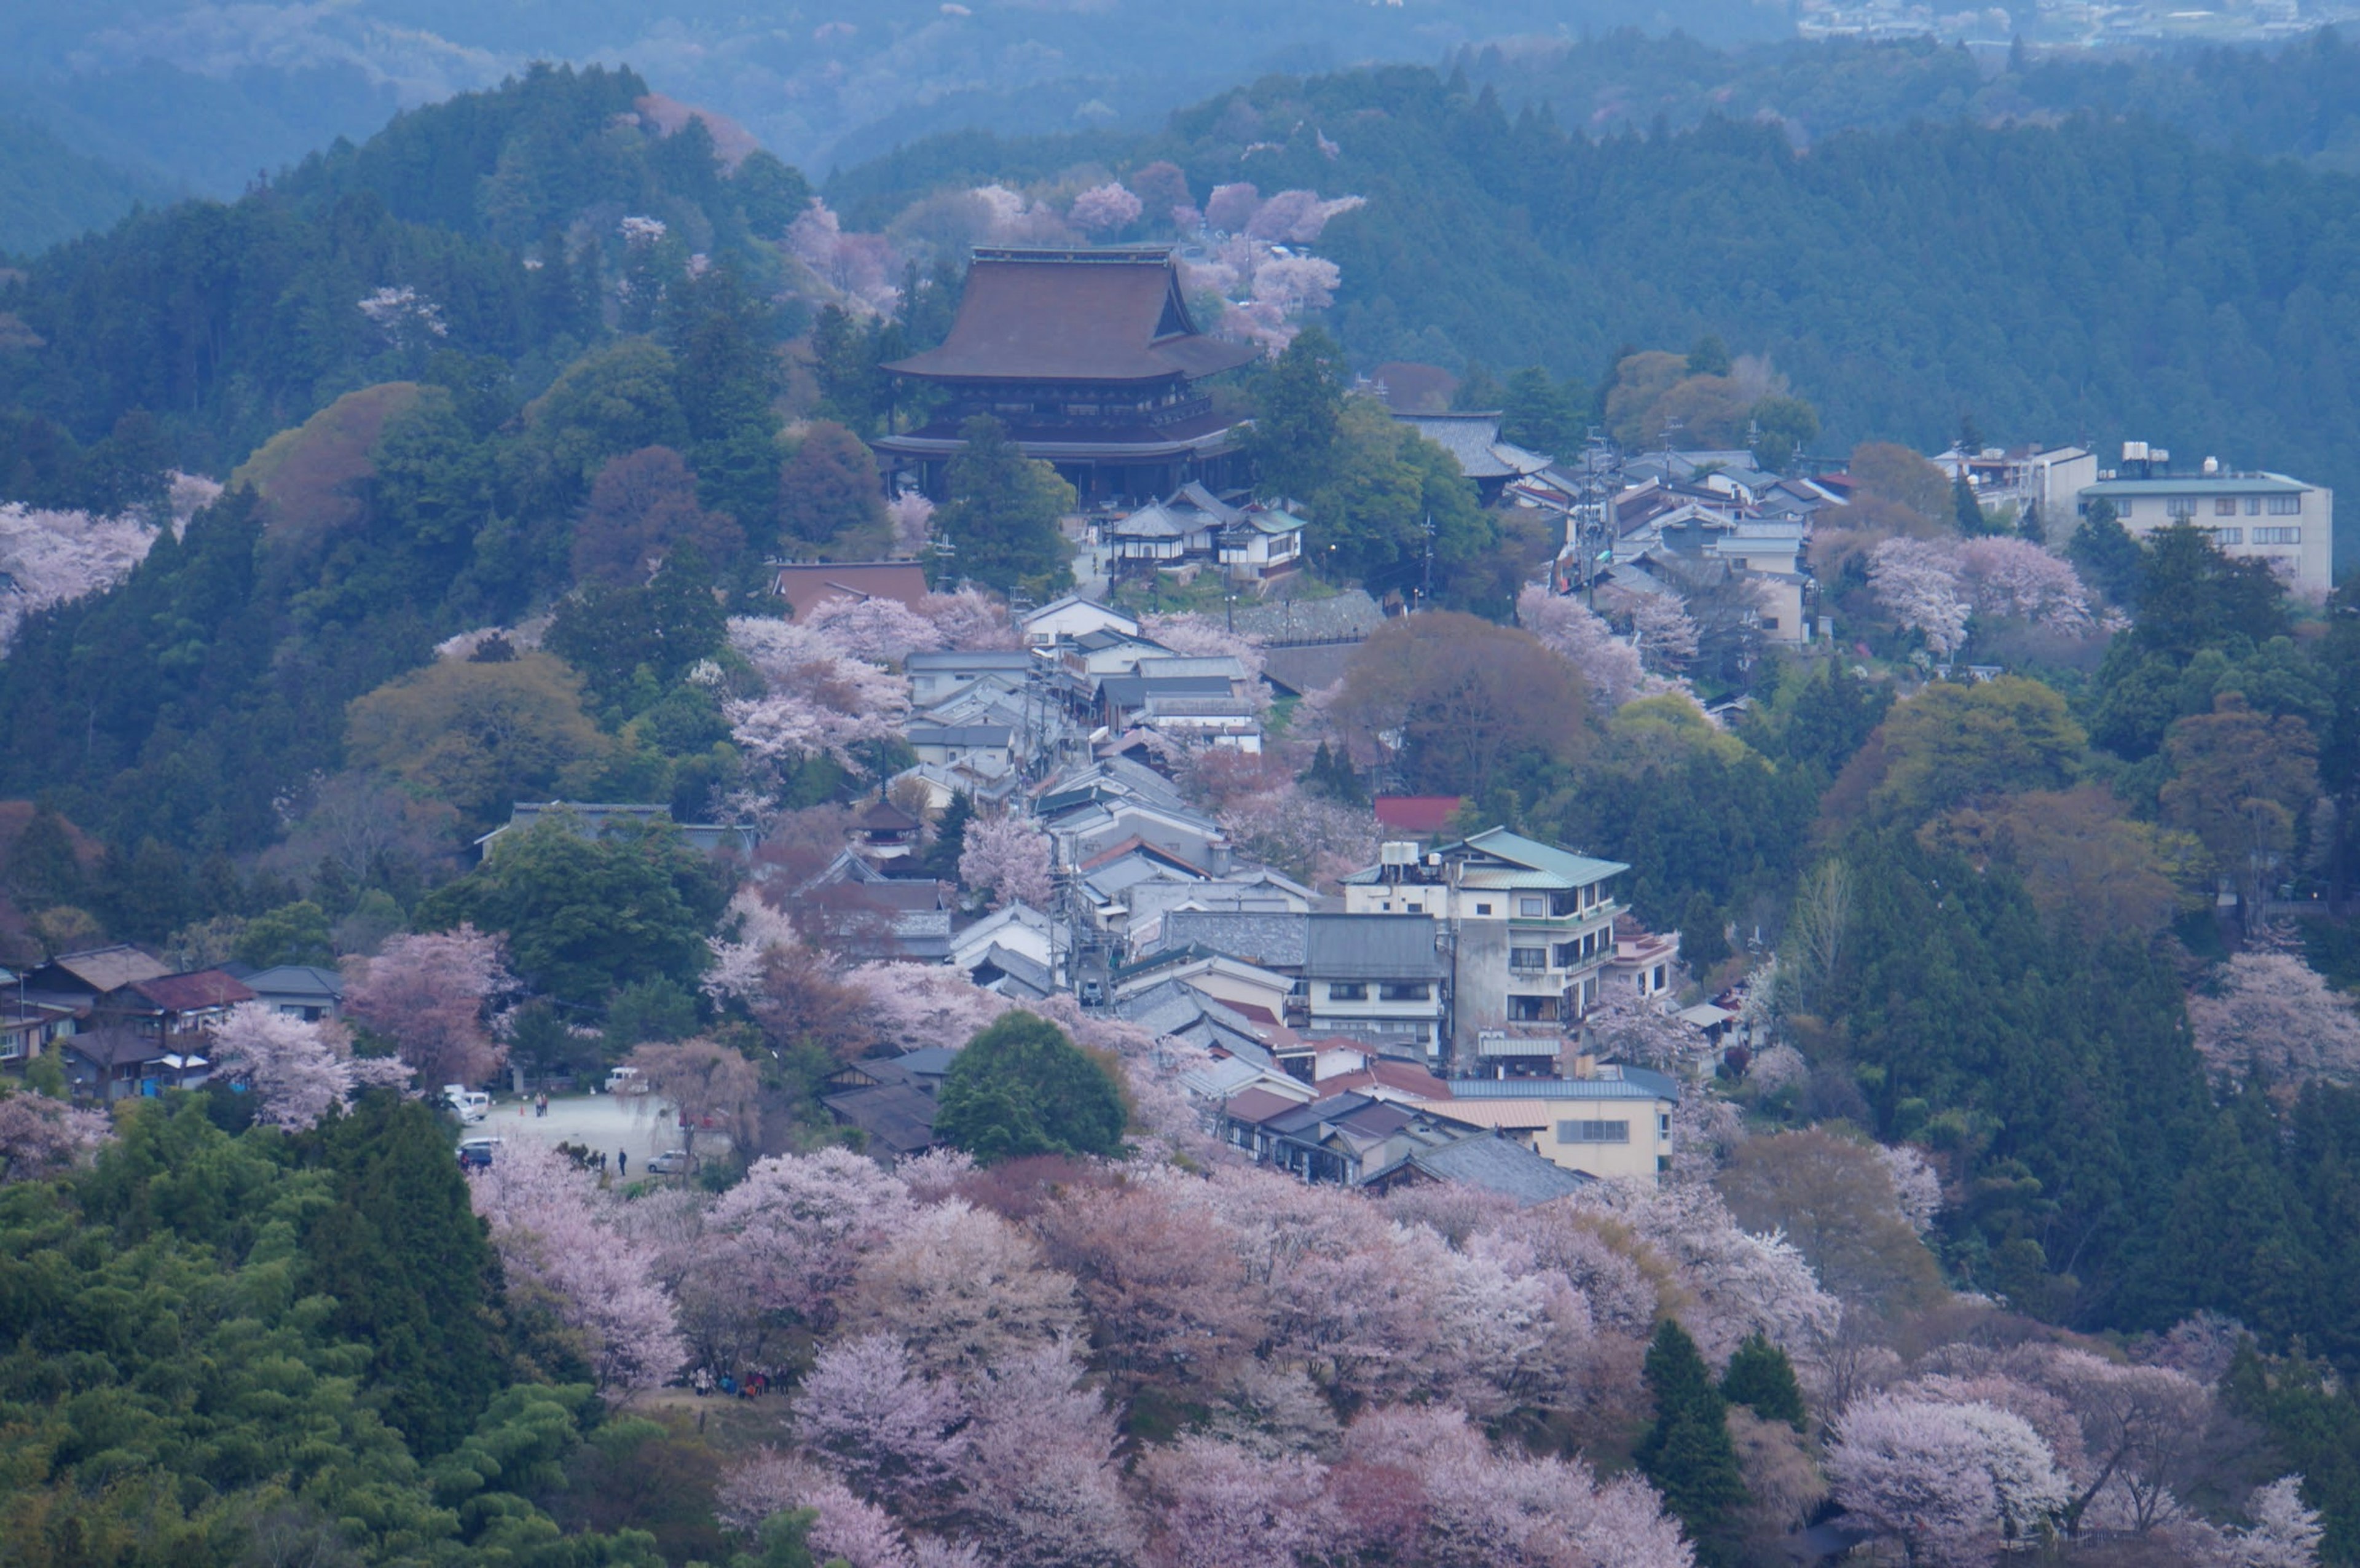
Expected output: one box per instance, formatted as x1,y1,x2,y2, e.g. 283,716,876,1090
2079,446,2333,598
1340,828,1629,1074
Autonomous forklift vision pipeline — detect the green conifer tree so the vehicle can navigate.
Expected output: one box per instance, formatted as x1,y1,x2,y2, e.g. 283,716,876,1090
1721,1333,1807,1431
1637,1319,1749,1567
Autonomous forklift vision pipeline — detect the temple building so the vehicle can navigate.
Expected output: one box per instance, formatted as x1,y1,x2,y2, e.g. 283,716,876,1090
874,246,1258,507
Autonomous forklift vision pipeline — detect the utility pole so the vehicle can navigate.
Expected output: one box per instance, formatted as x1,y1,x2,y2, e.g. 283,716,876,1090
1419,513,1435,610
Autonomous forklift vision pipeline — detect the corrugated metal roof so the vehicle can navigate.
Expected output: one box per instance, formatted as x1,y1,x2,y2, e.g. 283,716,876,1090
1304,914,1445,981
1464,827,1629,885
1442,1075,1677,1102
2083,473,2306,494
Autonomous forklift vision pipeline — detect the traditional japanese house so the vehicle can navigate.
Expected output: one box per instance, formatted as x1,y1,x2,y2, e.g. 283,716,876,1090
875,247,1257,506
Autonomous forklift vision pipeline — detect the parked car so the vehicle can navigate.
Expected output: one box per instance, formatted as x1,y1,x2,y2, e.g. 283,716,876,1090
457,1137,503,1170
645,1149,691,1175
605,1066,647,1094
444,1085,490,1123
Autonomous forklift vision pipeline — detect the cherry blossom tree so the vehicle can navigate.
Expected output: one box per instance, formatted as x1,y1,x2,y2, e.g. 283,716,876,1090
1519,584,1651,710
1251,254,1342,319
889,492,937,559
1034,1183,1264,1390
787,199,902,316
1136,1438,1336,1568
1341,1403,1695,1568
343,924,511,1088
1216,783,1379,890
793,1333,967,1507
953,1338,1143,1568
726,614,910,769
1205,183,1261,233
208,1002,408,1128
914,586,1018,650
468,1140,686,1398
841,963,1010,1051
2187,951,2360,1088
1599,584,1702,672
1581,989,1699,1071
846,1199,1084,1377
1869,538,1973,658
701,1148,916,1332
1746,1041,1809,1096
718,1449,924,1567
1243,189,1366,243
1957,537,2094,632
806,594,948,666
1876,1143,1945,1237
2226,1477,2326,1568
1575,1180,1842,1365
1828,1394,2069,1564
1068,182,1144,233
0,503,162,651
959,812,1053,909
0,1091,112,1183
705,887,802,1006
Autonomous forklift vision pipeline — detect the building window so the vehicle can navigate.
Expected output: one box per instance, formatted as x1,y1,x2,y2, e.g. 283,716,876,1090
2215,496,2239,516
1328,982,1367,1002
1659,1112,1673,1139
1510,947,1548,970
2166,498,2197,519
2254,527,2302,545
1761,617,1779,630
1554,942,1579,966
1403,903,1422,913
1474,902,1493,915
1379,982,1430,1002
2212,527,2243,546
2246,496,2262,515
1653,963,1667,989
1559,1119,1631,1144
2270,494,2302,515
2117,499,2133,517
1518,895,1547,917
1508,995,1557,1022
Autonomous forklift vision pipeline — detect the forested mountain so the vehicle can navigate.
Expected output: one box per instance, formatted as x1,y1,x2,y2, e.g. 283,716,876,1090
1457,27,2360,170
0,117,177,258
831,57,2360,568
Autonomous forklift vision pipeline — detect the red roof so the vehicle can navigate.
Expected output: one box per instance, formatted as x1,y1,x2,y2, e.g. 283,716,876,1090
126,970,254,1013
1224,1086,1305,1126
773,563,929,619
1374,796,1462,834
1321,1060,1452,1100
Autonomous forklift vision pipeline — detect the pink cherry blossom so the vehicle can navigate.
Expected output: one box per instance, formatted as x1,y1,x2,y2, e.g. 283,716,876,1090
794,1332,967,1505
2188,951,2360,1089
0,1091,112,1183
210,1003,394,1128
1868,538,1973,657
468,1140,686,1398
1068,182,1144,233
959,812,1053,909
343,925,511,1089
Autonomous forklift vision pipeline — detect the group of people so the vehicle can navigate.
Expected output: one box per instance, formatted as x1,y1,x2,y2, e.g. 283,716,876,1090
690,1366,772,1399
552,1140,628,1177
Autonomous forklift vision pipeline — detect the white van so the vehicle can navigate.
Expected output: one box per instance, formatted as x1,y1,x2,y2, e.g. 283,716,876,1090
605,1066,647,1095
442,1085,490,1123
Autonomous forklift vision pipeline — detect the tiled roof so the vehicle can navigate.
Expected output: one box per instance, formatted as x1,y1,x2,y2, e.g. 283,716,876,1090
125,970,254,1013
1401,1134,1595,1204
38,946,168,993
1158,911,1308,968
884,248,1256,384
772,562,929,618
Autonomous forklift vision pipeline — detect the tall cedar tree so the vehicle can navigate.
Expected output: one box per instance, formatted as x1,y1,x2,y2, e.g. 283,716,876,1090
1246,327,1346,503
296,1090,509,1456
922,791,974,883
937,415,1075,596
934,1011,1127,1164
1636,1319,1749,1567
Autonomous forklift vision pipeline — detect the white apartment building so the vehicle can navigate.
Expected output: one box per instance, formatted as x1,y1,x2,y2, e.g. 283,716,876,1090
2080,446,2332,598
1340,828,1628,1073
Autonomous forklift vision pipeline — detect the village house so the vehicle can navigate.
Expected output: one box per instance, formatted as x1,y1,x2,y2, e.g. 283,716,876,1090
1396,1068,1682,1182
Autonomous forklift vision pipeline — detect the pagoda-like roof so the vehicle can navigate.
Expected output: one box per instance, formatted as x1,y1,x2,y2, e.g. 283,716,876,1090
885,247,1258,385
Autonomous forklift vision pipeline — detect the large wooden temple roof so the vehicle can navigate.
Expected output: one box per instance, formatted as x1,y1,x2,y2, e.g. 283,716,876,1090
884,246,1259,385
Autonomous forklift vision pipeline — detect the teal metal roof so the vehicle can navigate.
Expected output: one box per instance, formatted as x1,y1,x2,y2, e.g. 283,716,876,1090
1461,828,1629,885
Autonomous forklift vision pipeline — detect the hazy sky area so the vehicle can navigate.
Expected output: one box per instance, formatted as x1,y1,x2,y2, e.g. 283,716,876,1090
0,0,1791,196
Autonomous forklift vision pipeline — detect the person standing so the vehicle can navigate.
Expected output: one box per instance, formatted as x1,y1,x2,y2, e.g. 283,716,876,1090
617,1149,628,1178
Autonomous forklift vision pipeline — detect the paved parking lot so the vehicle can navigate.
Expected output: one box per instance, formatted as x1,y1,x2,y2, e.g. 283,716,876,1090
473,1090,715,1172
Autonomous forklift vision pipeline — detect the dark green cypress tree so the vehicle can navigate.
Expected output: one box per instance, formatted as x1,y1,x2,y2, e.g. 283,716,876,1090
1721,1333,1806,1431
1637,1319,1748,1568
925,791,974,884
